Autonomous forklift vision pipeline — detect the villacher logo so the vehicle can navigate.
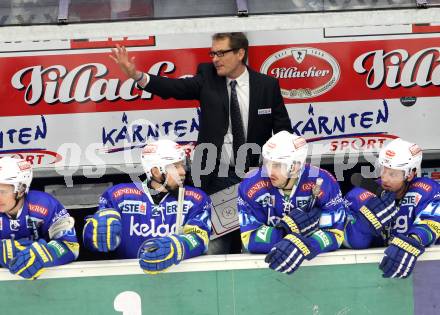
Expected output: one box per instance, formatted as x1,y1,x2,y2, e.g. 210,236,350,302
260,47,340,100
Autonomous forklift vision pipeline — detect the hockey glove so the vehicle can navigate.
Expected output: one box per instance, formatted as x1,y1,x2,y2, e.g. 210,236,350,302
379,234,425,279
359,191,398,234
277,207,321,235
0,239,33,268
265,232,318,275
9,239,54,280
138,235,184,274
83,208,122,252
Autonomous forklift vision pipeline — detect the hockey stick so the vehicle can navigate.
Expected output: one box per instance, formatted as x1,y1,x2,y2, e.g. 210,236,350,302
306,177,323,212
175,186,185,235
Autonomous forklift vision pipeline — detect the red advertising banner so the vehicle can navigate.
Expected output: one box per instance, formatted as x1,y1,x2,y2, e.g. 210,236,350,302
248,37,440,103
0,48,211,117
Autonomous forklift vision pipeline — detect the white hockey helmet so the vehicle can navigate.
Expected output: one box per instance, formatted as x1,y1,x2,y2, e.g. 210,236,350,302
141,139,186,180
262,131,308,174
378,138,422,178
0,156,33,193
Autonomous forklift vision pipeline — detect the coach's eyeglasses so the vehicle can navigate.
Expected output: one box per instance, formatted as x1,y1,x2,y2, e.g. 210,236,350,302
209,49,237,58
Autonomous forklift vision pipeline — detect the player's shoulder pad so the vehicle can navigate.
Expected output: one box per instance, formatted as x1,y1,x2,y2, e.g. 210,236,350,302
239,171,271,200
409,177,438,195
107,182,144,200
184,186,209,203
26,190,63,219
345,186,375,204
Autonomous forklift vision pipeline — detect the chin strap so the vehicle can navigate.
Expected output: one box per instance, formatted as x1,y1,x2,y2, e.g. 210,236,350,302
157,171,181,195
148,172,169,194
281,177,296,191
282,165,304,191
148,171,180,198
13,193,21,210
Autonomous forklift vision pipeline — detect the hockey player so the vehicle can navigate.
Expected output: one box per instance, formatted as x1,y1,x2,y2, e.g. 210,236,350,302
83,139,212,274
0,156,79,279
344,138,440,278
238,131,346,275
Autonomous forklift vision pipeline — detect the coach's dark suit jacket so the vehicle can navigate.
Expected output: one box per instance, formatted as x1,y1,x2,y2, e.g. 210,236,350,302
143,63,292,190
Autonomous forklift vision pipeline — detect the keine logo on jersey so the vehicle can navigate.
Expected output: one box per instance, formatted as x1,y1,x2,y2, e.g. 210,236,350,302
10,219,20,231
247,180,270,199
151,205,163,217
255,193,273,208
165,200,193,215
411,181,432,192
296,196,311,208
119,200,147,215
129,217,176,237
28,203,49,216
359,191,375,202
400,192,422,207
185,190,202,201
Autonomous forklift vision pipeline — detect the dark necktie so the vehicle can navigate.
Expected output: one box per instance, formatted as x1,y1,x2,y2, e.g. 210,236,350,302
229,80,245,163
